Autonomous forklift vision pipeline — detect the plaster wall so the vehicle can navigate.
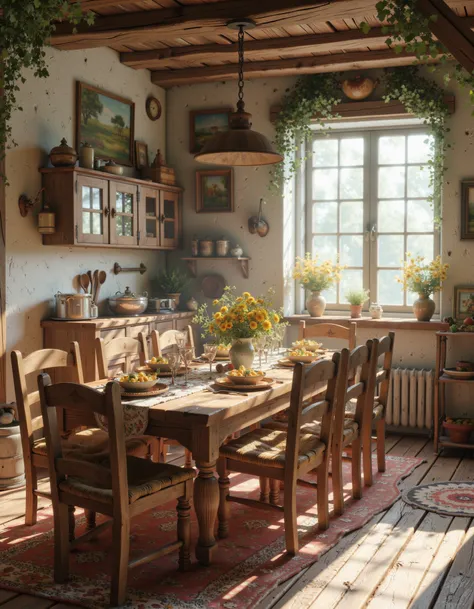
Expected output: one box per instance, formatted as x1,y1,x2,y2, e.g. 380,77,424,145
5,46,167,399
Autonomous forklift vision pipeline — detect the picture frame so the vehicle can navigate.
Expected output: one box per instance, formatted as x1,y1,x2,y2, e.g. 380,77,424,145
189,108,231,154
453,285,474,320
196,169,234,213
76,81,135,166
461,180,474,240
135,141,148,169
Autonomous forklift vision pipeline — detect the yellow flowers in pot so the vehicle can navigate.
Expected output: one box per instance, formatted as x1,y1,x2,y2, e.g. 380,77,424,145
397,254,449,296
293,253,345,292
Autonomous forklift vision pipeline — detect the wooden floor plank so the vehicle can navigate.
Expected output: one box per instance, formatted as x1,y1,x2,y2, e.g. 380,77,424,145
0,595,55,609
388,435,427,458
0,477,50,526
0,591,18,604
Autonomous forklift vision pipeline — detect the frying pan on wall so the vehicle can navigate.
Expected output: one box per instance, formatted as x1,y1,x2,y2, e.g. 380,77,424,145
201,274,226,299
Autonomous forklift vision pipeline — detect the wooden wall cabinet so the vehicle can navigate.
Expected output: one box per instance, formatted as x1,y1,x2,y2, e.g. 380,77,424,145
40,167,182,251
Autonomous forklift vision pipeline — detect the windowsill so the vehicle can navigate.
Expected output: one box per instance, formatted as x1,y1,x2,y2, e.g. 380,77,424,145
285,314,449,332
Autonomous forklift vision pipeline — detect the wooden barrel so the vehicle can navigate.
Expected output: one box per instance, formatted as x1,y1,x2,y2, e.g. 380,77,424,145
0,424,25,489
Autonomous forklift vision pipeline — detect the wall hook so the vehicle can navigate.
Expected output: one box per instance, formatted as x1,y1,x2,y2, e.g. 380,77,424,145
248,198,269,237
18,188,44,217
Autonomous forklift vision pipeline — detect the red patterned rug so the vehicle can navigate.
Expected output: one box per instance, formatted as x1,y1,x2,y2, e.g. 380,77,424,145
403,481,474,517
0,455,422,609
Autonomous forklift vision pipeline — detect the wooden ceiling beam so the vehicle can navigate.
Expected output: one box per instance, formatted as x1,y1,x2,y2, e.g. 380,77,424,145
51,0,379,48
151,49,439,88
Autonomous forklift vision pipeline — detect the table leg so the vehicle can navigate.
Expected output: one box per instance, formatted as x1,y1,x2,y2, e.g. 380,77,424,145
194,460,219,565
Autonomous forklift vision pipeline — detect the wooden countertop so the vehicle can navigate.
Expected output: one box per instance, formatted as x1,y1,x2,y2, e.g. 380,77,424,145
41,311,194,328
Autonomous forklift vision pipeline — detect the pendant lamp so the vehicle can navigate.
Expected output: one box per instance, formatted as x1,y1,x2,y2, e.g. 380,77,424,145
194,19,283,167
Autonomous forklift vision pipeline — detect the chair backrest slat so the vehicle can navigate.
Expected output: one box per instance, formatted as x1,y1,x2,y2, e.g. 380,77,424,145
299,399,329,426
373,332,395,409
299,320,357,350
96,333,149,378
150,327,195,358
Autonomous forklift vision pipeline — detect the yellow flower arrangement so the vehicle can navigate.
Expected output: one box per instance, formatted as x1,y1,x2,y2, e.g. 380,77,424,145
293,253,346,292
397,254,449,296
193,286,286,341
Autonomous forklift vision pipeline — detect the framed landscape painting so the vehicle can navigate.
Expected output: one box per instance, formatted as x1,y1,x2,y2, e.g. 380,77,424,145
76,81,135,166
454,285,474,320
190,108,231,154
196,169,233,213
461,179,474,239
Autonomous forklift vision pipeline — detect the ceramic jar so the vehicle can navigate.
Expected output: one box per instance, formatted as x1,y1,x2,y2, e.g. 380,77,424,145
191,236,199,257
200,238,214,257
413,293,436,322
79,142,94,169
369,303,383,319
306,291,326,317
230,244,244,257
103,160,124,176
216,237,229,257
49,138,77,167
186,296,199,311
229,338,255,369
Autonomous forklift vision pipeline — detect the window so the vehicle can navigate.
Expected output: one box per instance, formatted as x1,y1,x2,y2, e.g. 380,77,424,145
307,126,437,312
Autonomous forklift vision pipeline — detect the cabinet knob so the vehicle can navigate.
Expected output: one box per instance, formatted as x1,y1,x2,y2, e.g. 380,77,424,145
160,214,166,223
111,208,117,218
104,207,110,217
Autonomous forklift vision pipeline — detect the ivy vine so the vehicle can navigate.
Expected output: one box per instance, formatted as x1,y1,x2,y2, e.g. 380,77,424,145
0,1,94,173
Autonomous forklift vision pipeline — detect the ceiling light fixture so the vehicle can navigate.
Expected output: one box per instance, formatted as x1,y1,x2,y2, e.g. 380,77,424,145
194,19,283,167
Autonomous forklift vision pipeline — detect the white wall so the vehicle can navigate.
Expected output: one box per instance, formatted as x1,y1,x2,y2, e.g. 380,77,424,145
5,46,167,398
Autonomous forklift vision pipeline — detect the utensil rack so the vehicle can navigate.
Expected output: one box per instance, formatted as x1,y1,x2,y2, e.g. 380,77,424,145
182,257,250,279
114,262,147,275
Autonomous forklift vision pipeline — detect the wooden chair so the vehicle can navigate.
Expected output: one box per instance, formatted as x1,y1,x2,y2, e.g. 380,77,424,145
217,353,344,555
299,320,357,349
345,332,395,487
95,333,160,462
38,375,194,608
149,329,194,467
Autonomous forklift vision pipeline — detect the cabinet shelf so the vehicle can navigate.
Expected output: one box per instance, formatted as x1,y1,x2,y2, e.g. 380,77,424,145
182,257,250,279
439,374,474,383
438,436,474,450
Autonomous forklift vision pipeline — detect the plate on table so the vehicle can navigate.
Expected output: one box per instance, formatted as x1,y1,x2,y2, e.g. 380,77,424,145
121,383,168,399
443,368,474,379
214,377,275,392
156,367,186,377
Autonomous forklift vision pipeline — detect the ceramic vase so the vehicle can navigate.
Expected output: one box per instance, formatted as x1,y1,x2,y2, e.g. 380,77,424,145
413,293,436,322
350,304,363,319
306,291,326,317
230,338,255,369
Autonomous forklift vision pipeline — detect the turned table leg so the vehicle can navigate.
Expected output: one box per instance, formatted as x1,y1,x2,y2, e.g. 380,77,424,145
194,460,219,566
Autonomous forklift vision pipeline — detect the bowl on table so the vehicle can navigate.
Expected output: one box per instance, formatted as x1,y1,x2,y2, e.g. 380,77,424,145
226,366,266,386
291,339,323,352
287,349,321,364
146,357,171,372
117,372,159,392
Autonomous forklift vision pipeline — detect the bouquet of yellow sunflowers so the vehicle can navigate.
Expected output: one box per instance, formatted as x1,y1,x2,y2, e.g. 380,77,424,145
293,253,345,292
193,286,283,340
397,254,449,296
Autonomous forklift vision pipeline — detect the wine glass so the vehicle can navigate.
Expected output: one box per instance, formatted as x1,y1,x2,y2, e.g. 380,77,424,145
204,344,218,379
254,336,267,369
181,347,194,386
167,352,180,386
176,332,187,351
274,324,286,355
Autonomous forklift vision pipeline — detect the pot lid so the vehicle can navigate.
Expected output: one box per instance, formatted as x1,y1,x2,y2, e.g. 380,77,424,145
113,286,148,299
51,138,76,156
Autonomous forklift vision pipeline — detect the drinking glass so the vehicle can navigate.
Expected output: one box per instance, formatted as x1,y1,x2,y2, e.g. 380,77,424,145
167,352,180,386
204,343,218,379
275,324,286,355
176,332,187,350
254,336,267,369
181,347,194,386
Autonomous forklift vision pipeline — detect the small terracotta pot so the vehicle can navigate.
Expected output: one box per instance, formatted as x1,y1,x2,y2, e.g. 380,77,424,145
350,304,363,319
443,421,474,444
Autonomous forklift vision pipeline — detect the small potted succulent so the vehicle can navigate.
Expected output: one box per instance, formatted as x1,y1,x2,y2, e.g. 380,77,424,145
345,288,370,319
157,269,189,309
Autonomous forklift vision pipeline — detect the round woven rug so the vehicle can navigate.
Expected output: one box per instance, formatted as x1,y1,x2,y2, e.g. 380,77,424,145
403,481,474,517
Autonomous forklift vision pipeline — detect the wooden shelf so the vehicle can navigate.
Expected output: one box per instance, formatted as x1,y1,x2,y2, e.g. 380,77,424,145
438,435,474,450
439,374,474,384
182,256,250,279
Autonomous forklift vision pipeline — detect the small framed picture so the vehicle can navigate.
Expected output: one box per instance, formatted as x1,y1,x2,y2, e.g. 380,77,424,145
190,108,231,154
196,169,234,213
135,141,148,169
461,180,474,240
453,285,474,319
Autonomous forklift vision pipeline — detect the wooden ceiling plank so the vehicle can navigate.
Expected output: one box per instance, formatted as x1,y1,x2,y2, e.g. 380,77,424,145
150,48,439,87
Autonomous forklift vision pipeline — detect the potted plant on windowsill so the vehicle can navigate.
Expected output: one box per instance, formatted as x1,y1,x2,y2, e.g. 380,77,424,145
157,269,189,309
293,253,345,317
345,288,370,319
397,255,449,322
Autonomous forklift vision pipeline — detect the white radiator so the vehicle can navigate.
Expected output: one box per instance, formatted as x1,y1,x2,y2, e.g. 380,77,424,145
385,368,434,431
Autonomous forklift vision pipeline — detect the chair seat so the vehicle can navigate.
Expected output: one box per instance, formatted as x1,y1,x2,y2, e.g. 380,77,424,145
59,456,195,505
345,399,384,422
220,428,325,469
301,420,359,446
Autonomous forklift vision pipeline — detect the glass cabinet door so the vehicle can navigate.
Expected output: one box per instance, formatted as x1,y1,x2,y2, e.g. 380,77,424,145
109,182,138,246
140,187,160,247
75,176,109,244
160,190,180,249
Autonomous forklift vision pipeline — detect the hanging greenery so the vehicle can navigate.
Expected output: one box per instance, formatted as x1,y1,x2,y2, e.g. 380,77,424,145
0,1,94,169
272,65,450,224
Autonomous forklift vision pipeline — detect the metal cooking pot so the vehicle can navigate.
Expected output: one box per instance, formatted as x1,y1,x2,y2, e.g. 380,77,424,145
55,292,92,320
108,286,148,316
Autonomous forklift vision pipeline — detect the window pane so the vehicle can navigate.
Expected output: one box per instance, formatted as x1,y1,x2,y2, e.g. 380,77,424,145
313,169,338,200
313,139,338,167
379,136,405,164
164,221,175,240
312,235,337,263
407,165,431,197
340,269,363,298
378,200,405,232
340,168,363,199
378,270,404,305
378,234,404,267
340,235,363,266
92,212,102,235
407,234,434,260
146,196,157,217
407,199,433,232
92,188,101,210
124,194,133,214
146,218,157,238
340,201,363,232
321,286,337,304
116,193,123,213
164,199,175,219
82,212,90,234
340,138,364,166
313,202,337,233
82,187,91,210
407,134,433,163
378,166,405,198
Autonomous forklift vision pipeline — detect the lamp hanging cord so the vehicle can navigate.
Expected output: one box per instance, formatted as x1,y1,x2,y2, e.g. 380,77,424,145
237,24,245,113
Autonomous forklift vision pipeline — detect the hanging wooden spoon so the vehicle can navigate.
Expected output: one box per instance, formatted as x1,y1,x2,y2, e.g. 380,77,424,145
92,269,99,303
94,270,107,303
79,273,90,294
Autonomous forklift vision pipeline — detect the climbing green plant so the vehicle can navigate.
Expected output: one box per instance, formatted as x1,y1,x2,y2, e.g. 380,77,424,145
0,1,94,169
